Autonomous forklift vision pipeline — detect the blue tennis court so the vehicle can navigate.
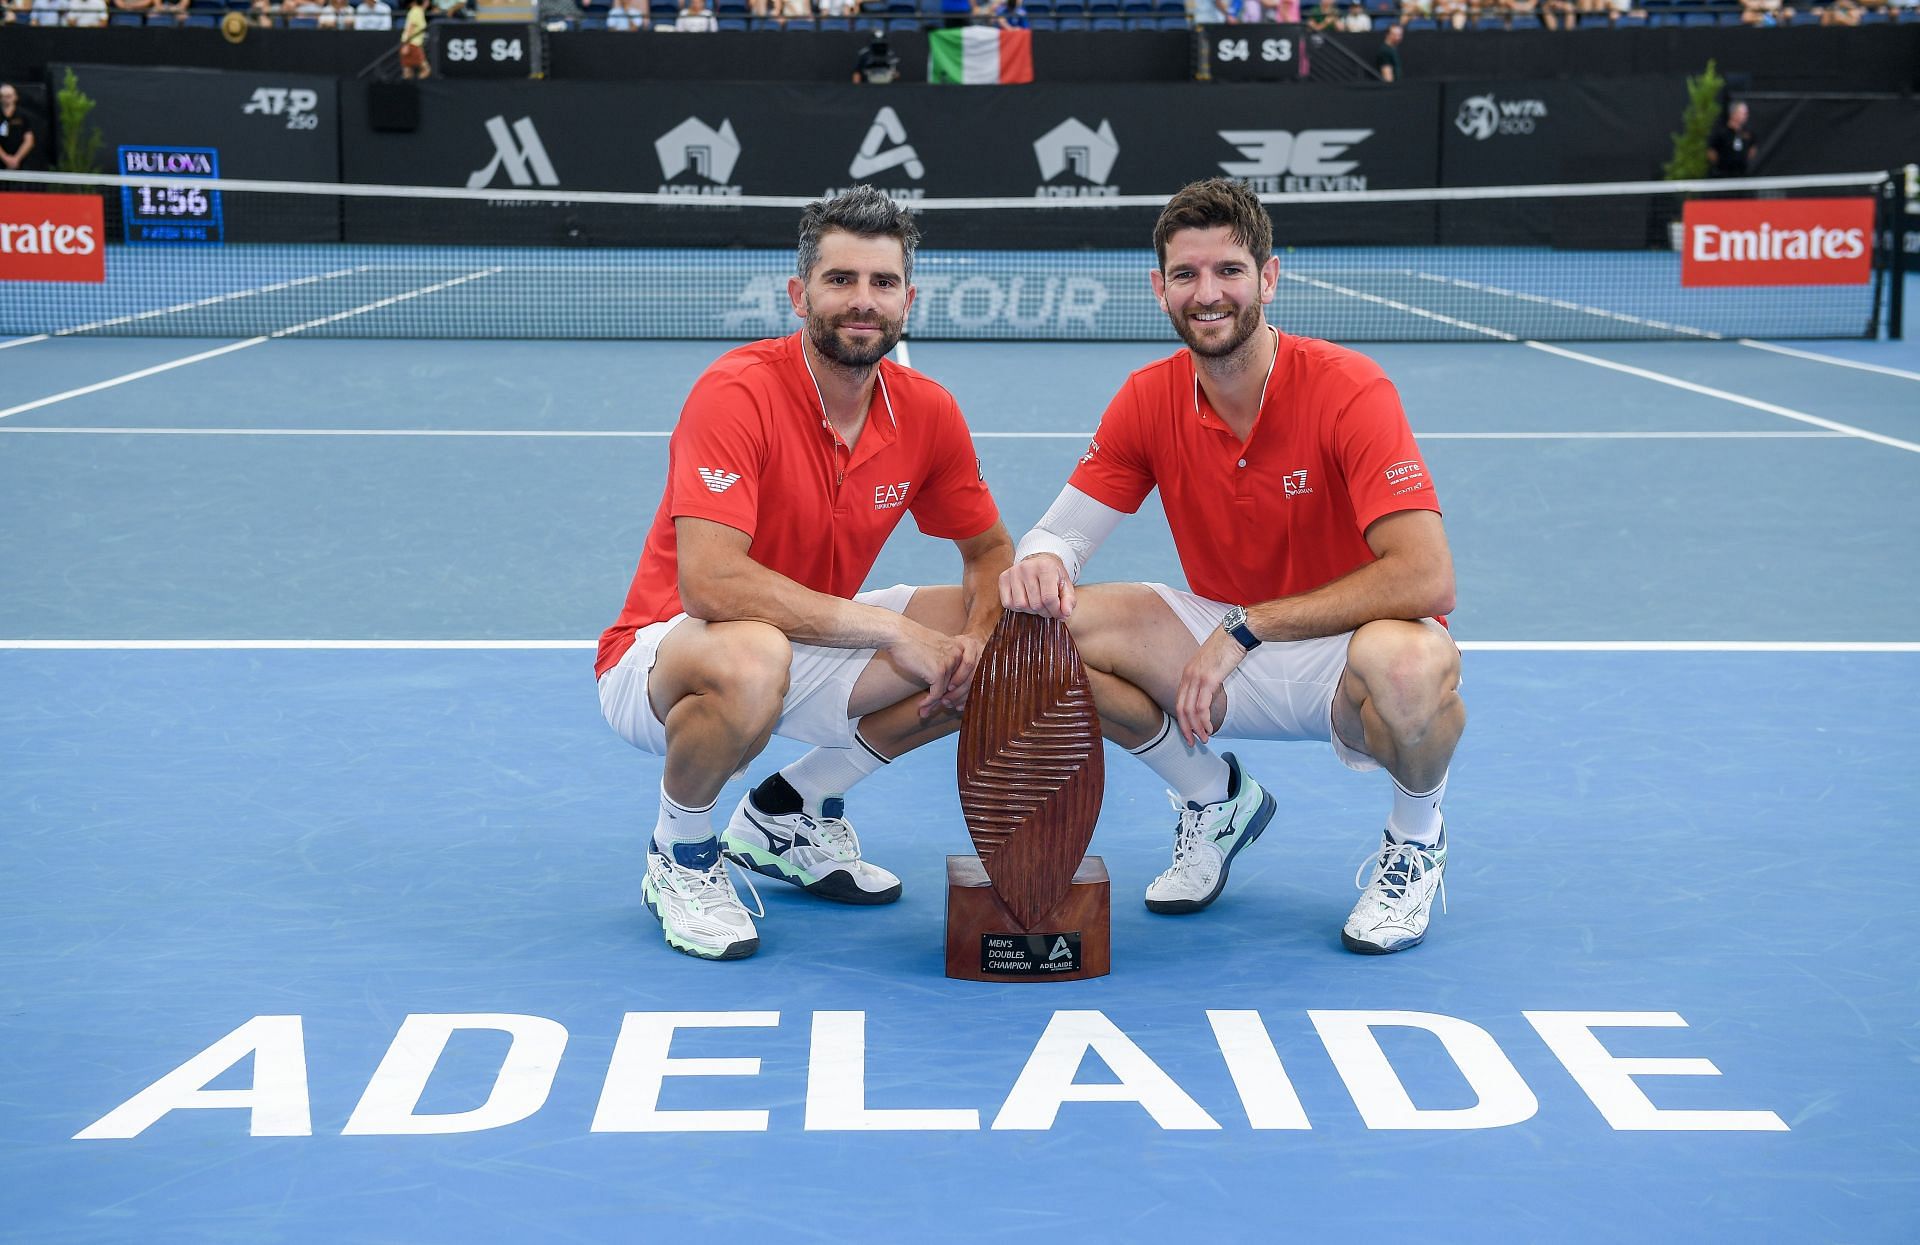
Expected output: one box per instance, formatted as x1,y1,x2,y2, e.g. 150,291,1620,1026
3,283,1917,1239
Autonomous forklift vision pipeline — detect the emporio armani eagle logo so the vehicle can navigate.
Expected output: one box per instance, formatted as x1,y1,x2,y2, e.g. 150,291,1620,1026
697,468,742,494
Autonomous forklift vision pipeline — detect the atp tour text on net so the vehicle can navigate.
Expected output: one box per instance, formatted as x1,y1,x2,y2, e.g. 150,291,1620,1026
73,1009,1789,1139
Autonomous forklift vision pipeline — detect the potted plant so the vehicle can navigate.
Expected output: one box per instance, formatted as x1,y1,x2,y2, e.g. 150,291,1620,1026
1662,58,1724,249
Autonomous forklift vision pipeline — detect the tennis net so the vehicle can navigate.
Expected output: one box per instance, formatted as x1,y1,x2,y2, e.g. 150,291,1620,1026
0,169,1901,342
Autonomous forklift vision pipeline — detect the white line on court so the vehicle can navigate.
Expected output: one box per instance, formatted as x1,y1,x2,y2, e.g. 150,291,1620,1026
1282,272,1518,341
1738,339,1920,382
0,427,1857,441
1524,341,1920,456
0,334,50,351
0,268,503,423
2,639,1914,652
1409,271,1720,339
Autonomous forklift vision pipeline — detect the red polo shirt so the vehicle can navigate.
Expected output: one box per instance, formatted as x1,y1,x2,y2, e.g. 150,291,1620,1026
596,332,1000,677
1068,330,1439,610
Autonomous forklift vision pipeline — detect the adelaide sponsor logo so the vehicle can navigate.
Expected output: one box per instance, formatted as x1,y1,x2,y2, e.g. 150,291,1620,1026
656,117,742,197
0,192,105,283
1681,198,1873,288
1034,118,1120,198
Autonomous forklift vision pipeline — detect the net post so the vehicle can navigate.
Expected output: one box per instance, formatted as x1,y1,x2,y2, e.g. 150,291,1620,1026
1887,167,1908,341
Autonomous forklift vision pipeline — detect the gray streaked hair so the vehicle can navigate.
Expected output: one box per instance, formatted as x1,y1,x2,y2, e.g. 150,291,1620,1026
796,185,919,285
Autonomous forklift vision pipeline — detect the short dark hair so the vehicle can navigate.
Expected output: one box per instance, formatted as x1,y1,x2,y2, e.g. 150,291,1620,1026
796,185,920,284
1152,178,1273,272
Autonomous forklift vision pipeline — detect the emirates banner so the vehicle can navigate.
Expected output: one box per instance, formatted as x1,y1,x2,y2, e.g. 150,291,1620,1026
0,192,106,283
1680,198,1876,288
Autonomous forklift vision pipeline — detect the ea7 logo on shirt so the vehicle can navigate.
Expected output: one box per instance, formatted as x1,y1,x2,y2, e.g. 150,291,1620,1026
697,468,742,494
1384,459,1428,495
1079,438,1100,465
1282,469,1313,498
873,480,912,509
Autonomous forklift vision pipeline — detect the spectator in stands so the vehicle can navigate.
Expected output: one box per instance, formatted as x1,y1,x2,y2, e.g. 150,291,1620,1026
249,0,272,24
66,0,107,24
318,0,353,25
1374,21,1402,81
1306,0,1339,27
674,0,716,26
1230,0,1267,21
0,84,46,174
431,0,467,19
775,0,813,24
816,0,859,14
608,0,647,25
399,0,430,76
1708,101,1757,175
356,0,393,26
1191,0,1229,20
1431,0,1467,28
1740,0,1791,21
1819,0,1861,20
290,0,325,19
1340,0,1370,28
991,0,1028,26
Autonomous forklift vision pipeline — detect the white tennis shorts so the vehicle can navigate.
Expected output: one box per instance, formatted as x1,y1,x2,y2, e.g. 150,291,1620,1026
1144,582,1456,773
597,583,916,755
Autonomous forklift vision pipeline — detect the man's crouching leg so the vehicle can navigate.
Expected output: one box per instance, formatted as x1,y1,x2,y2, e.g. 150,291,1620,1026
1334,619,1465,955
641,619,792,960
1067,584,1275,915
723,585,966,906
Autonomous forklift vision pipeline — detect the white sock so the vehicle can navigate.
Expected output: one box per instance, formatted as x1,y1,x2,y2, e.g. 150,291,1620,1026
1387,770,1448,846
1129,716,1231,807
781,729,889,817
653,788,717,853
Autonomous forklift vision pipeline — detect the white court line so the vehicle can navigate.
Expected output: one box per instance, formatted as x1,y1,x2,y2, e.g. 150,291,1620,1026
0,268,502,424
1524,341,1920,456
0,268,367,348
0,334,50,351
0,428,1850,441
1738,339,1920,382
1410,271,1720,340
1283,272,1518,341
2,639,1913,652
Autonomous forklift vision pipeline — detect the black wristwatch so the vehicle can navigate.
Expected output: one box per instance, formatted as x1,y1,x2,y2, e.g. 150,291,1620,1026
1221,605,1261,651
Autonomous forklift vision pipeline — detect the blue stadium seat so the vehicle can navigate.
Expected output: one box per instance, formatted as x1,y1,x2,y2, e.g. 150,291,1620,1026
1578,11,1609,24
1403,15,1436,28
1090,13,1124,24
886,14,920,26
1151,0,1184,11
1155,12,1186,25
1086,0,1118,11
108,10,145,22
1859,8,1890,20
1050,0,1087,13
1473,13,1503,26
716,15,748,26
748,15,780,26
1027,12,1057,23
1124,14,1156,24
1680,10,1715,23
786,15,816,26
1510,12,1541,26
1615,11,1646,24
817,13,850,25
577,13,607,26
715,0,746,12
1121,0,1153,12
1717,9,1745,21
184,11,220,23
1056,13,1088,24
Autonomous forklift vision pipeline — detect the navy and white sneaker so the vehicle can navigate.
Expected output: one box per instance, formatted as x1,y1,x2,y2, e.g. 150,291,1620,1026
642,837,761,961
1144,752,1277,914
722,793,902,905
1342,826,1448,955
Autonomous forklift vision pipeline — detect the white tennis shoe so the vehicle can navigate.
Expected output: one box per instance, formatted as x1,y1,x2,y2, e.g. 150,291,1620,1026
643,838,761,961
1342,827,1448,954
1144,753,1277,914
722,794,903,905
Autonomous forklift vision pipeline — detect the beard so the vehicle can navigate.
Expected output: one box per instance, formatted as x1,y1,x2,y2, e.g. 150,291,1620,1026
1171,298,1266,360
806,303,905,369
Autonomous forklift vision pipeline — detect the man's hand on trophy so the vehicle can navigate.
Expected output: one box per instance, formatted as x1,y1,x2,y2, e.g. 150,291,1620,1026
999,553,1076,620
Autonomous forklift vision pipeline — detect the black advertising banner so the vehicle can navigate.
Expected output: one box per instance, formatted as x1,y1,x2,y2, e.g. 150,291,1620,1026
1197,24,1309,83
338,81,1441,247
53,63,341,243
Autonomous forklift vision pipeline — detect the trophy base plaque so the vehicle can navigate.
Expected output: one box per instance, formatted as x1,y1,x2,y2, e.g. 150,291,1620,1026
944,854,1110,982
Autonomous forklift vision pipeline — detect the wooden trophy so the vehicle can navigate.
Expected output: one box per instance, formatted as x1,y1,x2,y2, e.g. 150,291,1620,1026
947,611,1109,982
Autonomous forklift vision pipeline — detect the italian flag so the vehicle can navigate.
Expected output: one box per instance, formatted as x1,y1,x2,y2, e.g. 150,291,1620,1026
928,28,1034,85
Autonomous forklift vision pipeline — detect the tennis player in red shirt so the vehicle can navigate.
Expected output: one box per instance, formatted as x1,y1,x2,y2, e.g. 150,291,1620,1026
599,187,1013,961
1001,179,1464,954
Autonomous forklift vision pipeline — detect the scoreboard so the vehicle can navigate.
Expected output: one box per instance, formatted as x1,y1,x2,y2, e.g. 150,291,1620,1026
117,145,224,245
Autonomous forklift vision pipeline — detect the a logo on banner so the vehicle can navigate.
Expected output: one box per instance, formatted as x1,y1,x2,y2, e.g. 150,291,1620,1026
243,87,320,131
1217,129,1372,193
1034,118,1119,198
1681,198,1874,287
655,117,742,196
1454,93,1549,141
0,192,106,283
467,116,559,189
825,107,925,201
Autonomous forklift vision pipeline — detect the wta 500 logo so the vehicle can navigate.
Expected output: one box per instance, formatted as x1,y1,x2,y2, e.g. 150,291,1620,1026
0,192,105,283
1454,93,1548,140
